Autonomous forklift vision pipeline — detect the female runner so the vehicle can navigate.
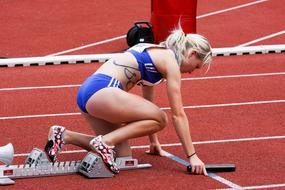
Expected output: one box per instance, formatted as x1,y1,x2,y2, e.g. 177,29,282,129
45,27,212,175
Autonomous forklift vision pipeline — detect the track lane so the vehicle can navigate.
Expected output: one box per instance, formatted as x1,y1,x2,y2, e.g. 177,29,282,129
1,0,268,57
0,73,284,116
197,0,261,15
168,139,285,188
1,102,284,154
1,0,284,188
0,0,149,57
0,63,101,88
254,34,285,45
198,0,285,47
2,128,284,189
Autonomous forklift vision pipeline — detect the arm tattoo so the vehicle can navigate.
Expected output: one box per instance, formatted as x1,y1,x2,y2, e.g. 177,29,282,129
112,60,140,89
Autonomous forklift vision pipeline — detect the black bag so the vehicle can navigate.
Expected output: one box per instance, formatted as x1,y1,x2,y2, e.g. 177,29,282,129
126,22,154,47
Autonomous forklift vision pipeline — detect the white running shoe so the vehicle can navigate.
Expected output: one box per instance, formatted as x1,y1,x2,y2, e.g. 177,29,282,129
90,135,119,174
44,125,66,162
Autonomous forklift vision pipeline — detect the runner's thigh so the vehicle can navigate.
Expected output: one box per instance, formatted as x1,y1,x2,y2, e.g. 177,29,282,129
85,87,167,124
82,112,120,135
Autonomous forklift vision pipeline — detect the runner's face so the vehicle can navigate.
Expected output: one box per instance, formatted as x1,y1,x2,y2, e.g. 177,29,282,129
180,50,203,74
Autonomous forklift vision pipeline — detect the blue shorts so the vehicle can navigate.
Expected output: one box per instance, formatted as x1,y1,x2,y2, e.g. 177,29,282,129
76,73,123,113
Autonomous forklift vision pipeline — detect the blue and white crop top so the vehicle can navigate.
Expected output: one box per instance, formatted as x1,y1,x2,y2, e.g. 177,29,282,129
127,43,165,86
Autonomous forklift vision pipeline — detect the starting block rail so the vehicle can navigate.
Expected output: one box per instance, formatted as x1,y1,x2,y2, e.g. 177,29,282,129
0,161,81,179
0,147,152,185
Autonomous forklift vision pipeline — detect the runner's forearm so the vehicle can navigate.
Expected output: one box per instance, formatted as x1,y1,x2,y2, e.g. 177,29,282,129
172,113,195,156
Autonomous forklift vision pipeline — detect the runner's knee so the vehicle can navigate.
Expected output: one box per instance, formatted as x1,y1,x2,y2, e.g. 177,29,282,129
155,110,168,131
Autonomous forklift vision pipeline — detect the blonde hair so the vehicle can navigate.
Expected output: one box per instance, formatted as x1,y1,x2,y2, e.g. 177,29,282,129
161,27,212,69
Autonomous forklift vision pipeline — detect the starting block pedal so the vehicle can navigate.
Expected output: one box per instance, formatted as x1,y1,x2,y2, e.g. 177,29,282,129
25,148,50,166
78,152,114,178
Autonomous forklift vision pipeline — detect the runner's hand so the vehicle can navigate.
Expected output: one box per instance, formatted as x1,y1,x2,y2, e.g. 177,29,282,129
145,143,166,156
189,154,208,176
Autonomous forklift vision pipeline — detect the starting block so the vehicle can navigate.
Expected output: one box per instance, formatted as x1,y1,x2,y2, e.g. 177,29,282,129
79,152,114,178
25,148,50,166
0,146,152,185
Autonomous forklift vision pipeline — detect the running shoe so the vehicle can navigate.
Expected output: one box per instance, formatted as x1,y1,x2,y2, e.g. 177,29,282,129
90,135,119,174
44,125,65,162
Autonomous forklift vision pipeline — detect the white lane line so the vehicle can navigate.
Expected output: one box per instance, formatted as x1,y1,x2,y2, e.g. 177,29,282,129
208,173,242,189
241,183,285,189
13,135,285,157
0,84,81,91
1,72,285,91
47,35,126,56
162,150,242,189
134,135,285,148
218,183,285,190
181,72,285,81
238,30,285,47
197,0,268,19
0,99,284,120
47,0,268,56
162,100,285,110
0,113,81,120
14,149,86,157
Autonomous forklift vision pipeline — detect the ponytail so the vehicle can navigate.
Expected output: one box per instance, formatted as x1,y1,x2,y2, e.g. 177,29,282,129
161,25,212,67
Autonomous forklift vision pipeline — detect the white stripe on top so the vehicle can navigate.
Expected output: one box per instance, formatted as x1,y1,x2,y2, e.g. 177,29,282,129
114,79,119,87
107,78,114,87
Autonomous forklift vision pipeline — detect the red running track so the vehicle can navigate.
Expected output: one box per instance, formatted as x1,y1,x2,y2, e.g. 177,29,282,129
0,0,285,189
